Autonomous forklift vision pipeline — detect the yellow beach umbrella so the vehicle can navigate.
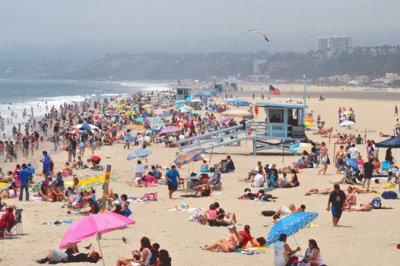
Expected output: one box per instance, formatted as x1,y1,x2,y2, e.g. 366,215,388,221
75,174,117,192
142,104,153,108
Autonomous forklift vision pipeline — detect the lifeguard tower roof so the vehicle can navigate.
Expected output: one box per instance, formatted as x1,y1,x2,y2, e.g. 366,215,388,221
256,102,305,109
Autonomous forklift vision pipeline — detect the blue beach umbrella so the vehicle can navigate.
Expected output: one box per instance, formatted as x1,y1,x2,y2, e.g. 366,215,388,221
127,149,153,160
266,212,318,247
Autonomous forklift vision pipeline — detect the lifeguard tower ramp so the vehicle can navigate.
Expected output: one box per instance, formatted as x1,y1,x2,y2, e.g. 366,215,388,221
178,102,306,155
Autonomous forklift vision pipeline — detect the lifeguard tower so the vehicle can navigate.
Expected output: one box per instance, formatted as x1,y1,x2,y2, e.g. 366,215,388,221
176,87,192,100
178,102,306,155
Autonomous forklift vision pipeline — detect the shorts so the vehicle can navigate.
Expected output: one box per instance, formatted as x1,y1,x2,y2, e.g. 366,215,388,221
364,174,372,179
168,184,177,190
331,205,342,218
93,159,101,164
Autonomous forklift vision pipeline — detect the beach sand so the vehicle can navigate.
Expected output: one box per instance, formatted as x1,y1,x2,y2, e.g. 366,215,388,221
1,84,400,266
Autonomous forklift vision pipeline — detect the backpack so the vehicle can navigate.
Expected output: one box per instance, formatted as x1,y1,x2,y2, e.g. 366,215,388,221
370,197,382,209
381,191,398,200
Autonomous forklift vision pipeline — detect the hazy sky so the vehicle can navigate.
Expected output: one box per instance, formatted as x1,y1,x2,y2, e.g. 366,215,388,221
1,0,400,60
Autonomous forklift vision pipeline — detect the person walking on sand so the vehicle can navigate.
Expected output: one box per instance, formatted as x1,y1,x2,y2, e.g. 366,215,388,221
318,142,329,175
327,184,346,227
165,165,181,199
395,105,398,117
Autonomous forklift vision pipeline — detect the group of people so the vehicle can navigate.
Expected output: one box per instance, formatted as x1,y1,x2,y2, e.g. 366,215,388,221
246,162,300,189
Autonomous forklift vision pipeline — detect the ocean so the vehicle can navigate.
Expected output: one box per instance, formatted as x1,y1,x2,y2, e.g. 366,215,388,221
0,79,169,134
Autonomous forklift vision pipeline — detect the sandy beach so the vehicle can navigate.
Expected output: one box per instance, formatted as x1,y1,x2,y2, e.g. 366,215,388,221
1,83,400,266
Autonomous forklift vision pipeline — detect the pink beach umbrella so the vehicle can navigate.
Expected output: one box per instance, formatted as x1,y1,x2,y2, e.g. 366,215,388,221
60,213,135,266
159,126,180,134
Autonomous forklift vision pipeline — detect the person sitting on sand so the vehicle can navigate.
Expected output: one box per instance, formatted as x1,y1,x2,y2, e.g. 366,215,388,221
47,182,68,202
237,225,256,248
116,236,153,266
343,186,357,209
215,208,237,226
73,155,84,169
247,161,263,181
274,233,301,266
63,162,73,176
156,249,172,266
201,225,239,252
278,173,290,188
80,198,100,215
302,239,325,266
205,203,218,226
289,169,300,187
182,176,212,198
0,206,14,238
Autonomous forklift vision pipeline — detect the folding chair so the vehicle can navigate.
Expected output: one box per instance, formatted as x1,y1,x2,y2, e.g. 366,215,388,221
211,173,222,190
4,209,23,237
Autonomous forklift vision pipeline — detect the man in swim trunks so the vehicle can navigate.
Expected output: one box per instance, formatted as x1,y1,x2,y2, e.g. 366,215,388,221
327,184,346,227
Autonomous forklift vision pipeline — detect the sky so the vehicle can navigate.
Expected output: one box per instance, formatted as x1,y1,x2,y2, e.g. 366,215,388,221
1,0,400,60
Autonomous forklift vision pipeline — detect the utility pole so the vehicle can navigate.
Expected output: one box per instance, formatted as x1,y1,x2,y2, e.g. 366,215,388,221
303,74,308,109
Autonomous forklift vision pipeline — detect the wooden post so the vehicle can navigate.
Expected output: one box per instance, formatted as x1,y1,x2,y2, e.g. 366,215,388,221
100,165,112,213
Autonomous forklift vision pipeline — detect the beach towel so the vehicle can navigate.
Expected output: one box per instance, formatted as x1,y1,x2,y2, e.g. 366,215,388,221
234,246,267,255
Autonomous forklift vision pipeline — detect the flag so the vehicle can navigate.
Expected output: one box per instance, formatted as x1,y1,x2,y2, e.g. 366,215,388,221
268,85,281,95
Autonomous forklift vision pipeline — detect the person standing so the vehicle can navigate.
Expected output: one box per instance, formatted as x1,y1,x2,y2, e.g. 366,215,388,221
165,165,181,199
19,163,31,201
327,184,346,227
395,105,398,117
274,233,300,266
318,142,329,175
347,144,360,162
362,158,374,189
42,151,51,182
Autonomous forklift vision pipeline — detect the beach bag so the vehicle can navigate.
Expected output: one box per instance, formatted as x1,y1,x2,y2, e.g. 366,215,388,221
381,191,398,200
371,197,382,209
261,210,276,217
327,157,331,165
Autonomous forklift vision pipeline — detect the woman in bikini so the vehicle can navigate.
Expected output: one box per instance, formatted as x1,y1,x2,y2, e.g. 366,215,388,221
201,225,240,252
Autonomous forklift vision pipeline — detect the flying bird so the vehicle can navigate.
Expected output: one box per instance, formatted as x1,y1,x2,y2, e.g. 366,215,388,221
244,29,269,42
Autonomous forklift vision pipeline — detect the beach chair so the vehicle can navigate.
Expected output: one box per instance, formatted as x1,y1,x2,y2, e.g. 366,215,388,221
4,209,23,237
211,173,222,190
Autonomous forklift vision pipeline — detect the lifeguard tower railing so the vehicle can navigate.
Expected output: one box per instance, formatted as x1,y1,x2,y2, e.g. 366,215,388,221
178,121,303,155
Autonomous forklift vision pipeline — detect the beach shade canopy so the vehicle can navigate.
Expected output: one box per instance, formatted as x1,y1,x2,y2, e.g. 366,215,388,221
221,109,252,117
345,158,358,169
174,148,205,166
159,126,180,134
266,212,318,247
289,143,312,152
375,136,400,148
127,149,153,160
193,92,212,97
74,174,118,192
226,99,252,106
339,120,355,127
0,182,11,190
74,123,99,131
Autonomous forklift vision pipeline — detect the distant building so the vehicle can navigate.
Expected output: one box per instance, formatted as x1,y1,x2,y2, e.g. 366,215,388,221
385,73,400,83
317,37,328,51
317,36,353,54
355,75,370,84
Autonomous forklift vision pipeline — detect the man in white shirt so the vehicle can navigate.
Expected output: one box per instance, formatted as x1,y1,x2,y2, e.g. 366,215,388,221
347,144,359,161
253,173,265,187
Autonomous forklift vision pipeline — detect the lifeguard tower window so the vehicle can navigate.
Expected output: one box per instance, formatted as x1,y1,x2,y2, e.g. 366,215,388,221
269,108,284,123
288,108,301,125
